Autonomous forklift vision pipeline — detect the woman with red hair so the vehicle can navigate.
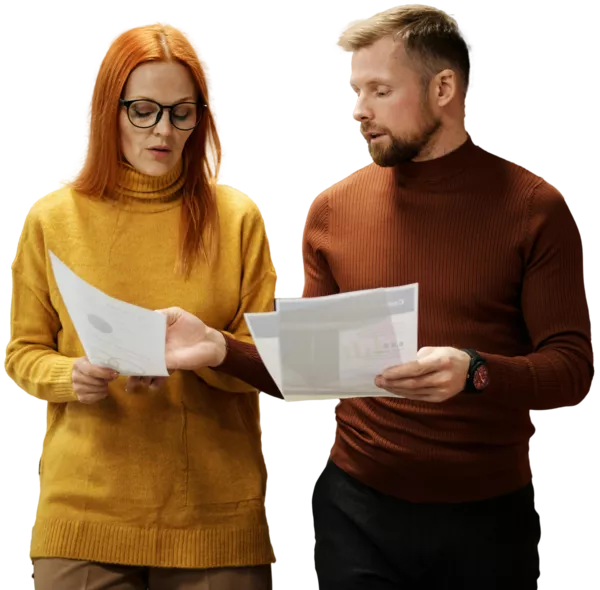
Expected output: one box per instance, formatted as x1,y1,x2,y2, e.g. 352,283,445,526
6,24,276,589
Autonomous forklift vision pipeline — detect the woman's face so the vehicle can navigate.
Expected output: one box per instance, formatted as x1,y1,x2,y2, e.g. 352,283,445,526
119,61,198,176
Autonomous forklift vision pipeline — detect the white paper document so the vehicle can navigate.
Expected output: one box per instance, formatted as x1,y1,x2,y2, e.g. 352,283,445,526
245,312,282,390
49,252,169,376
245,284,418,401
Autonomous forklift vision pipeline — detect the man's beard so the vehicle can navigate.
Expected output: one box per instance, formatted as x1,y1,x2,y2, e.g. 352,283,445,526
366,110,442,167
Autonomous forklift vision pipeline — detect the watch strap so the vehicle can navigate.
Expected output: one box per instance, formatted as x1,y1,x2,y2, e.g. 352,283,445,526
461,348,488,393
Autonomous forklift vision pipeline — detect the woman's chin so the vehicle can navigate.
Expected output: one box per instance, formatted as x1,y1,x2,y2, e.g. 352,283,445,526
135,157,177,177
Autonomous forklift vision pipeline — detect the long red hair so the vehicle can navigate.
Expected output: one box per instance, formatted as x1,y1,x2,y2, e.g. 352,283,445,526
72,24,221,275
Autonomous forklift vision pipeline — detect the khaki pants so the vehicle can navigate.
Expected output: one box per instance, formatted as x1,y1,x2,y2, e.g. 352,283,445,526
33,558,273,590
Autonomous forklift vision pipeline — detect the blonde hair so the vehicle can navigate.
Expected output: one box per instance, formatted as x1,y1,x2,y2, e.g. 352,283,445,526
338,4,470,91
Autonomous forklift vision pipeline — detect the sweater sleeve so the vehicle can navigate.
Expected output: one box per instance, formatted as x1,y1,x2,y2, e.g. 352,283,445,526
209,195,338,399
195,203,279,394
302,192,339,298
480,180,593,410
217,324,282,398
5,213,78,403
215,193,339,397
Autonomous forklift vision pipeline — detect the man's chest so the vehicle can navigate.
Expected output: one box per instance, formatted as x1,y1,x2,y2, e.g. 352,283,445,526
326,198,527,329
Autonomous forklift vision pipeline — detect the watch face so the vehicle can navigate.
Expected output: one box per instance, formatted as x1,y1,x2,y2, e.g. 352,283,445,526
473,365,490,390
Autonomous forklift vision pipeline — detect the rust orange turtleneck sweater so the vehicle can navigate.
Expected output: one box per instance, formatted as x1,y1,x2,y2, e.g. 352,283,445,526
221,136,594,503
302,136,595,502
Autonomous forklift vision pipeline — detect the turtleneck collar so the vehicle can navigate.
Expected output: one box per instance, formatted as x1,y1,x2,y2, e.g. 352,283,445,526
113,158,186,212
394,135,481,191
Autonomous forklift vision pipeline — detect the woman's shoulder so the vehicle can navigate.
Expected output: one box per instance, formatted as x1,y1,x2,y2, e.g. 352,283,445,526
215,184,264,221
27,186,79,224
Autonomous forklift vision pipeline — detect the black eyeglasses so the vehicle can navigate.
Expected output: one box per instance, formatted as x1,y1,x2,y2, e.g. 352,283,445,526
120,98,207,131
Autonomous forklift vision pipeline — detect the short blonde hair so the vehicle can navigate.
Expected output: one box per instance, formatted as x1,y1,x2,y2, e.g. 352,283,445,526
338,4,470,91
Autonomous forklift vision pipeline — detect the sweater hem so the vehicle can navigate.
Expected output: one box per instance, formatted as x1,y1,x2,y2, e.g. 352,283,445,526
31,519,275,569
330,437,533,504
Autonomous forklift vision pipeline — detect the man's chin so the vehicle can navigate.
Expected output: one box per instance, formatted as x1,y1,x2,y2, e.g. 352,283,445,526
372,158,396,168
369,142,425,167
370,146,403,167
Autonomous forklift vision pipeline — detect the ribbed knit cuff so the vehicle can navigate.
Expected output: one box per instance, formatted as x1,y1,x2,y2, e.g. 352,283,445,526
217,333,283,399
49,357,78,403
481,352,556,410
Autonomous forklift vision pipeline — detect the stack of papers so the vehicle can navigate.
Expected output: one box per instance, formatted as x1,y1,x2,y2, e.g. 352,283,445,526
245,284,418,401
48,251,418,399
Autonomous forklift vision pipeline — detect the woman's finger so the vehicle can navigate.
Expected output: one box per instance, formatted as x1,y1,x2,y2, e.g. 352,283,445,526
77,391,109,404
126,376,154,391
73,371,113,388
126,376,141,392
149,377,168,390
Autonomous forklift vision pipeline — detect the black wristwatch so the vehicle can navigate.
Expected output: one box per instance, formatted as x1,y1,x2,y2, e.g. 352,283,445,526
461,349,490,393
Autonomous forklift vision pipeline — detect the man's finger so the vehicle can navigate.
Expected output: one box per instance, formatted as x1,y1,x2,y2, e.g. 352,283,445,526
380,358,443,381
416,347,436,359
376,371,450,391
379,385,442,400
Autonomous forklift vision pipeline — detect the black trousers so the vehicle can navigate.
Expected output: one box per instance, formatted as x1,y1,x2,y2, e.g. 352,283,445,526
313,461,541,590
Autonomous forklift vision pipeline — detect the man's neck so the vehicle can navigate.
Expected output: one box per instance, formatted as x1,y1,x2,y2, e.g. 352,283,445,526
413,125,468,162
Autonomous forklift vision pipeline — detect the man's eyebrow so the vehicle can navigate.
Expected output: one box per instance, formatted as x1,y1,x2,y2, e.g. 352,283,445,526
350,78,394,88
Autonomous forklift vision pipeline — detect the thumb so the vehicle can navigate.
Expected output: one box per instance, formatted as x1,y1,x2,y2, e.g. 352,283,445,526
156,307,182,326
417,346,436,359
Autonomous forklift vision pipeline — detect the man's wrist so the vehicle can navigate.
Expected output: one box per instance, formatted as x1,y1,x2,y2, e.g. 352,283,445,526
460,348,490,393
206,327,228,367
458,348,471,384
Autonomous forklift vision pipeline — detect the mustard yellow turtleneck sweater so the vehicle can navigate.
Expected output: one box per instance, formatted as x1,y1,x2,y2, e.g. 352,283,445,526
5,160,277,569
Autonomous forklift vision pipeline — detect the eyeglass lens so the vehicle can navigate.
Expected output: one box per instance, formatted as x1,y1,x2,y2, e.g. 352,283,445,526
128,101,198,130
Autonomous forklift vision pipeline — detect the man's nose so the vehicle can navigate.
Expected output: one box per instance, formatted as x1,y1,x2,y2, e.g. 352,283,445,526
352,98,370,123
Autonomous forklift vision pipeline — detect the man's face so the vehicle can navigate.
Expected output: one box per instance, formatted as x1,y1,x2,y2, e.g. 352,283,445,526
350,36,441,166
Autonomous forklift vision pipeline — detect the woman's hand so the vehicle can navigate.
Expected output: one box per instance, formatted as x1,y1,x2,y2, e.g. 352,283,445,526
72,357,119,404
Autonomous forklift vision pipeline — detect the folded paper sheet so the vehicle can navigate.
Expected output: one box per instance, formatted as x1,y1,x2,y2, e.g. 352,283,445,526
246,284,418,401
49,251,169,376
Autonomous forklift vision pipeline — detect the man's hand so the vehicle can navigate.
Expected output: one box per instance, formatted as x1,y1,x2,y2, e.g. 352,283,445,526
374,347,470,403
159,307,226,370
124,307,227,393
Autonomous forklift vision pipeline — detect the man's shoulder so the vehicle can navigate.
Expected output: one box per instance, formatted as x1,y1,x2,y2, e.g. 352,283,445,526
313,162,388,208
474,145,571,224
475,144,545,197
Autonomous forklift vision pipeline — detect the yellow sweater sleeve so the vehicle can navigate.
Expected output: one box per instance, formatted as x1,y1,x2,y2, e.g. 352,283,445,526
194,200,277,394
5,212,78,403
